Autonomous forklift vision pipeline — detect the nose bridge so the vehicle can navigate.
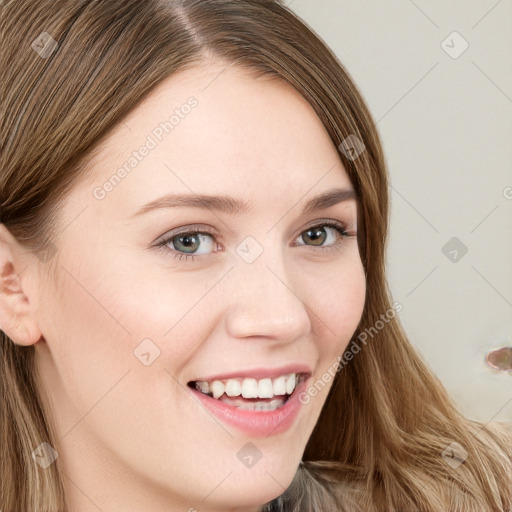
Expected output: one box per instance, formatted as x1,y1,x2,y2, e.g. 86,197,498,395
224,233,312,341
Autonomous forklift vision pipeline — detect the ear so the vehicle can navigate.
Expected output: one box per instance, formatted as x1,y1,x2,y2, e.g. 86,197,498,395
0,223,43,346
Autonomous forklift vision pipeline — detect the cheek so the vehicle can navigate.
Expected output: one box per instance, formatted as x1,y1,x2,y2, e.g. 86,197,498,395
294,261,365,414
110,263,226,367
302,254,366,356
41,265,136,412
39,254,214,465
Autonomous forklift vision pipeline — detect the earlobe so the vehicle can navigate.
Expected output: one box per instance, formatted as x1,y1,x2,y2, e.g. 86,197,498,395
0,224,43,347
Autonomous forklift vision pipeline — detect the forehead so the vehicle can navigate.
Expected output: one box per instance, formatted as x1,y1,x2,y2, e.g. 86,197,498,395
68,60,353,221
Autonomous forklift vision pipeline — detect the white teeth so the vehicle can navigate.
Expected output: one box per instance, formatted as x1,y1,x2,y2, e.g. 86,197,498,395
250,398,284,411
285,374,296,395
272,375,287,395
210,380,225,399
193,373,300,400
257,378,274,398
241,378,259,398
225,379,242,397
220,396,286,411
197,381,210,394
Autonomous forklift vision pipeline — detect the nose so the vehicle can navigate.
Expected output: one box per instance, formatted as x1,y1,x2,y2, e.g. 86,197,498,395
224,252,312,343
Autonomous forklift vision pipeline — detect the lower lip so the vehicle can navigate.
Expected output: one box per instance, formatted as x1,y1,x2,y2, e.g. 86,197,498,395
189,377,310,437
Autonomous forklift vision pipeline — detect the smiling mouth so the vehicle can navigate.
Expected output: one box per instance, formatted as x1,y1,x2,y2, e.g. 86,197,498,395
187,373,307,412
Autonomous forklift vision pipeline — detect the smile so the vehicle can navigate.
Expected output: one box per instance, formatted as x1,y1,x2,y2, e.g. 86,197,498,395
187,371,312,436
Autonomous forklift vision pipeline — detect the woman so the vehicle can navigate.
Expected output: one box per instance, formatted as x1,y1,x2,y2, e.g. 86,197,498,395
1,1,510,511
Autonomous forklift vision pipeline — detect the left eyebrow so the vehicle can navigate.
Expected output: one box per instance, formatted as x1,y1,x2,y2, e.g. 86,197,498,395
129,187,356,219
302,187,356,214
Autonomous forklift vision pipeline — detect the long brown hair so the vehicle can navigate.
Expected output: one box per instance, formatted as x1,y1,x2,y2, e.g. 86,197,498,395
1,1,510,511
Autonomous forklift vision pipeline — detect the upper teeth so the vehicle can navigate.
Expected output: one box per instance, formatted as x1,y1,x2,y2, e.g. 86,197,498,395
195,373,300,400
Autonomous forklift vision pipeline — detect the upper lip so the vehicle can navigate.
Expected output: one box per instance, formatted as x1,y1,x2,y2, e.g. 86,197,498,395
189,363,313,383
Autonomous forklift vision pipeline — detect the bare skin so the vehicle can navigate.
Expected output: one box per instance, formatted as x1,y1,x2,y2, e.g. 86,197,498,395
0,59,366,512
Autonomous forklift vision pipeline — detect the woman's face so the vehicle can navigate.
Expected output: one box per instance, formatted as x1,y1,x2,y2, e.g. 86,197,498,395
29,60,366,511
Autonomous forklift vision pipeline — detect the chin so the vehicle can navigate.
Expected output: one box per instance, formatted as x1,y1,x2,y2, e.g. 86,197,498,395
213,458,299,508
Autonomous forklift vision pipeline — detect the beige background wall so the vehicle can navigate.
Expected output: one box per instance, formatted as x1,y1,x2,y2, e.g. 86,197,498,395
287,0,512,424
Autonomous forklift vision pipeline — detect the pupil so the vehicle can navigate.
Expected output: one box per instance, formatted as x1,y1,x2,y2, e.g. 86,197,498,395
304,227,326,246
177,234,199,253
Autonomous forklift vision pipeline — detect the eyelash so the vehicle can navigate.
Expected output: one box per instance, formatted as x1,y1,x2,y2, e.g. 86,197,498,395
155,220,353,262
